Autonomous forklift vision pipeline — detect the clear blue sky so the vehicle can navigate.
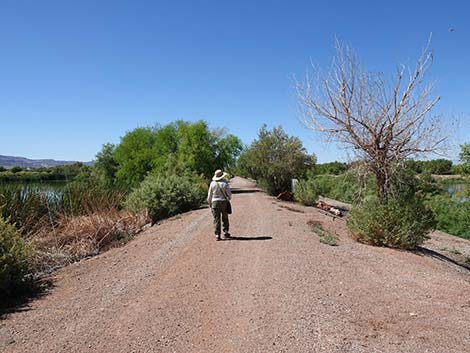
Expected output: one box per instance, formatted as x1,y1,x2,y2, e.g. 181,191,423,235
0,0,469,163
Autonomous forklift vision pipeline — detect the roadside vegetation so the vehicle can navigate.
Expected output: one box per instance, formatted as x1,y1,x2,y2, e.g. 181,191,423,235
0,120,242,299
294,150,470,241
236,125,315,195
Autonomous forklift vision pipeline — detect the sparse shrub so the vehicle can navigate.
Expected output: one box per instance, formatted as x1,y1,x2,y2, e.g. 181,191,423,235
125,172,206,223
319,235,338,246
307,220,338,246
347,197,436,249
0,216,33,296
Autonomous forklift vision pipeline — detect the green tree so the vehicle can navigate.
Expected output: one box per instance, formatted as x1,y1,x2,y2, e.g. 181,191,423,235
176,121,217,177
94,143,120,187
460,143,470,174
109,121,242,188
113,127,159,188
311,161,347,175
10,166,22,173
422,159,453,174
237,125,315,195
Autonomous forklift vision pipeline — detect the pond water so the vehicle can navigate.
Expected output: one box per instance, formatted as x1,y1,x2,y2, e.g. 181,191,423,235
445,183,467,202
0,181,67,196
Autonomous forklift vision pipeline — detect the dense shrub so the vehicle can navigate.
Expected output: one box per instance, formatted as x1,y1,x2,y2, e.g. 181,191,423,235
125,172,206,223
295,172,374,205
425,187,470,239
294,178,320,206
0,217,33,296
347,197,436,249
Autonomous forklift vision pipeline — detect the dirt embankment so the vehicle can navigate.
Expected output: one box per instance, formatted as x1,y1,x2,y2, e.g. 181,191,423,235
1,177,469,353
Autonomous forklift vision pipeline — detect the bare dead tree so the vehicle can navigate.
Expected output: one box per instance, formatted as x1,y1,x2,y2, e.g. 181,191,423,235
294,38,445,200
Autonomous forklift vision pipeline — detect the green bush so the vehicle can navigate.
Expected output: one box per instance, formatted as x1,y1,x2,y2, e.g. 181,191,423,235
310,161,348,175
294,172,375,205
425,194,470,239
125,172,206,223
0,217,33,296
294,178,320,206
347,197,436,249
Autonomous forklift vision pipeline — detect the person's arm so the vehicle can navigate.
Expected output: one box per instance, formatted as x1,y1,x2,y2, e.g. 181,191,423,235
207,182,213,206
225,182,232,200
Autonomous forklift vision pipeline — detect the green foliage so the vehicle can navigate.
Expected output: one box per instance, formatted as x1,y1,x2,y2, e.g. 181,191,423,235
94,143,119,188
307,221,338,246
460,143,470,164
294,178,320,206
319,235,338,246
112,121,242,188
425,194,470,239
10,166,23,173
295,172,375,205
405,159,453,175
310,161,347,175
236,125,315,195
347,196,436,249
0,163,89,182
114,127,160,188
125,171,206,223
0,216,33,296
459,143,470,175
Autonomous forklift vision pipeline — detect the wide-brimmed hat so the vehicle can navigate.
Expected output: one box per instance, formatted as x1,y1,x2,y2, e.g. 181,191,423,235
212,169,227,181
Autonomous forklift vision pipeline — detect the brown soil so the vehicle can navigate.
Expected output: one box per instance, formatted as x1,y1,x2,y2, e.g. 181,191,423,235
1,177,469,352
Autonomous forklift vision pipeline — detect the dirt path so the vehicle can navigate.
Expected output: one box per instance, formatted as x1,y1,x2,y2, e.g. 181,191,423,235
1,177,470,352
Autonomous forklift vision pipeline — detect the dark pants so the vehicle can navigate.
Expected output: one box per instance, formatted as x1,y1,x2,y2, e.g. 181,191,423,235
211,200,229,236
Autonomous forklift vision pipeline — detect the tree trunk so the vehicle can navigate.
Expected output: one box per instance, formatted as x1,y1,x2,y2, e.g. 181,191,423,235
375,170,389,202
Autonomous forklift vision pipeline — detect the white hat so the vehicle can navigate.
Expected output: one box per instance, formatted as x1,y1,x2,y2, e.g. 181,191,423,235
212,169,227,181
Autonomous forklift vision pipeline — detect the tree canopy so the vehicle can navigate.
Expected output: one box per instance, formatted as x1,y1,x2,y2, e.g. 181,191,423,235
237,125,316,195
97,120,242,188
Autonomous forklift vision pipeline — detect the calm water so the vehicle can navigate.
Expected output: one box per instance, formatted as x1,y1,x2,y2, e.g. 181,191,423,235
446,183,467,202
0,181,67,196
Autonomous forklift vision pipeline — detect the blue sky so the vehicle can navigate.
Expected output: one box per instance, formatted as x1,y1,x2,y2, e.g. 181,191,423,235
0,0,468,163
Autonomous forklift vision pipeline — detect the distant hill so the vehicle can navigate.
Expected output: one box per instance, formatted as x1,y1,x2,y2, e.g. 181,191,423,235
0,155,92,169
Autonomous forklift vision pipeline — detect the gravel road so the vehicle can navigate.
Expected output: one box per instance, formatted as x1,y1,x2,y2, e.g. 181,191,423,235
1,177,469,353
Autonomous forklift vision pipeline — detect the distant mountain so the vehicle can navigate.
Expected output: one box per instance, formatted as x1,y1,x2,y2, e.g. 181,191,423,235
0,155,92,169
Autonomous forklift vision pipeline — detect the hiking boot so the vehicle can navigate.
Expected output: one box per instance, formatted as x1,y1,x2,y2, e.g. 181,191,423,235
224,232,231,239
216,235,221,241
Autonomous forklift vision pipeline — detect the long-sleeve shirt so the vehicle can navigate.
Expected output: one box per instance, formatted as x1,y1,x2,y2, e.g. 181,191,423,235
207,180,232,204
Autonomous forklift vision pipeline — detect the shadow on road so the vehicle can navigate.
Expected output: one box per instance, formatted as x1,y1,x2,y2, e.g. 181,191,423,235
225,235,272,241
0,279,53,320
230,188,260,194
414,247,470,272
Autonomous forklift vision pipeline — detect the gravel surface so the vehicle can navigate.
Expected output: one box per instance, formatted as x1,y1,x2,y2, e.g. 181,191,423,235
1,177,469,353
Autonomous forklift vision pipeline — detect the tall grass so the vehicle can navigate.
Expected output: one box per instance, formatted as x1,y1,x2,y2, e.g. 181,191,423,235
0,182,149,276
0,183,127,233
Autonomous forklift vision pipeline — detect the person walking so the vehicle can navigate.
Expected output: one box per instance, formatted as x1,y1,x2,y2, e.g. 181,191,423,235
207,169,232,241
